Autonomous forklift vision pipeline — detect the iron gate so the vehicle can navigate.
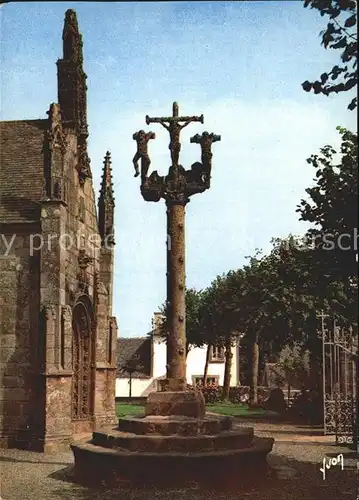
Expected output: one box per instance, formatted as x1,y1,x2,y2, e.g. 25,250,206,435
322,314,357,445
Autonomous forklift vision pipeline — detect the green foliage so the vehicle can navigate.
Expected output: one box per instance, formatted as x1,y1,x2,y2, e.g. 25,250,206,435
116,404,144,417
297,127,358,325
120,357,144,376
184,288,205,348
199,273,240,347
302,0,357,109
277,342,310,381
115,402,268,418
193,384,270,405
298,128,357,238
156,129,357,381
158,288,206,351
206,403,267,417
290,389,324,423
225,237,318,354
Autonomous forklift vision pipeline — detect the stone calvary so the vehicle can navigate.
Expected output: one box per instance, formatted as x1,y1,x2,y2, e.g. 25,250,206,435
71,101,274,488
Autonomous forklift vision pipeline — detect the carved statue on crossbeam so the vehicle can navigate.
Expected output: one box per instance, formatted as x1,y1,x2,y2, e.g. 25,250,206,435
132,130,156,182
190,131,221,184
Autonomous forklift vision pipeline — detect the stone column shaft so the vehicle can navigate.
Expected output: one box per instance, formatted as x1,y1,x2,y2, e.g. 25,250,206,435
165,201,186,390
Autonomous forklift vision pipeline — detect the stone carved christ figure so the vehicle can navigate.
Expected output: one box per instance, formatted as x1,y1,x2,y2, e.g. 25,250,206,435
190,131,221,181
132,130,156,181
157,120,193,167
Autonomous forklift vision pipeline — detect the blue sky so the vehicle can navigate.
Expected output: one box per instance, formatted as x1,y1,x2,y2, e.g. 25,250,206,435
1,2,356,337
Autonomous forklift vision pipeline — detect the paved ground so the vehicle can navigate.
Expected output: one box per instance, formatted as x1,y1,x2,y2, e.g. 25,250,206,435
233,418,337,444
0,422,357,500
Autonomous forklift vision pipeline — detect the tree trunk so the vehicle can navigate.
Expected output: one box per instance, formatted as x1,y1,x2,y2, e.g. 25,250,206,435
250,334,259,405
287,374,291,406
203,343,211,386
186,342,190,359
222,337,233,401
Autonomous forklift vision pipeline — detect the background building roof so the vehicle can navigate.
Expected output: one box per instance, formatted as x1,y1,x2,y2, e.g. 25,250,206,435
116,337,152,378
0,119,47,224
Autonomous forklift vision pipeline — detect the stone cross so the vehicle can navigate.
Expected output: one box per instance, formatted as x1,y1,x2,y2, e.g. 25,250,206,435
146,102,203,175
133,102,220,398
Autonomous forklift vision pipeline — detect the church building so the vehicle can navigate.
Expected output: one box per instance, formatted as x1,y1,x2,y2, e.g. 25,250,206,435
0,10,118,452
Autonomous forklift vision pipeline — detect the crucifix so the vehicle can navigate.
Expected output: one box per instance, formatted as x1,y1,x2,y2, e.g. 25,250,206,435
146,102,204,178
133,102,220,400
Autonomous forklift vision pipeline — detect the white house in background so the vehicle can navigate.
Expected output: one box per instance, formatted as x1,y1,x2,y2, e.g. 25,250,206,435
116,313,240,398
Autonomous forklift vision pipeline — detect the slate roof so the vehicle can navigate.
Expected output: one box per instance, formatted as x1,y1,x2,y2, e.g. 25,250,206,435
116,337,152,378
0,119,47,224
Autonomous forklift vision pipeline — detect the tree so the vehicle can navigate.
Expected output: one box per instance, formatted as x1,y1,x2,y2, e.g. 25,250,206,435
277,342,310,402
240,249,310,403
202,342,212,386
183,288,204,353
222,336,234,400
157,288,205,355
302,0,357,110
198,285,220,385
158,282,238,392
199,274,240,395
119,356,144,400
210,275,236,399
297,127,358,325
224,239,319,403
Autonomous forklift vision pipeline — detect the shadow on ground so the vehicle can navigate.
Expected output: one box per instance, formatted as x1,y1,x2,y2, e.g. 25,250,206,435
47,454,357,500
0,455,69,466
326,450,358,460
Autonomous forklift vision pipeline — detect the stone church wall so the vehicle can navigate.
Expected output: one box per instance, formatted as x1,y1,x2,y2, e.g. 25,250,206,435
0,8,117,451
0,228,41,447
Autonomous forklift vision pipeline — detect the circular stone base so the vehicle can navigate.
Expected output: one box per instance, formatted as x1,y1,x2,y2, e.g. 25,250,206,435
92,426,254,452
71,409,274,489
71,436,274,488
118,414,227,436
145,390,205,418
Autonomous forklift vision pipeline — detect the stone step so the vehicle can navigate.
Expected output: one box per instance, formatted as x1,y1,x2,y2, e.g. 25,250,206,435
71,436,274,487
117,414,233,436
92,427,254,452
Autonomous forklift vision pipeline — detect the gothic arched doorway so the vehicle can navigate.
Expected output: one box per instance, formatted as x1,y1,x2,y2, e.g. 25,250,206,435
72,296,95,425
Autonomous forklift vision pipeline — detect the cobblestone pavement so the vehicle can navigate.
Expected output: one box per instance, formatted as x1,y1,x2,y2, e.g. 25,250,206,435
0,435,357,500
233,419,337,444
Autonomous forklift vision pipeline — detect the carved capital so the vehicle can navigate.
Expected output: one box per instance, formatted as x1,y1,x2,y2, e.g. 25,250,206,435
77,249,92,293
61,305,72,322
78,249,92,269
109,316,118,332
165,190,189,206
42,305,56,321
97,281,108,296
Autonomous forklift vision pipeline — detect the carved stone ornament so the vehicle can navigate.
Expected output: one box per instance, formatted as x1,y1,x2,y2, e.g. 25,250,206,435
132,102,223,402
78,249,92,269
77,249,93,293
53,180,62,199
43,304,56,320
109,316,118,331
135,104,221,204
63,9,83,65
96,281,108,296
46,103,67,155
66,281,76,305
190,131,221,185
61,305,72,322
132,130,156,182
72,300,92,420
77,142,92,186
